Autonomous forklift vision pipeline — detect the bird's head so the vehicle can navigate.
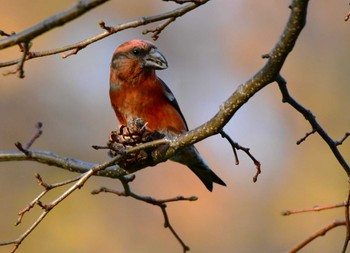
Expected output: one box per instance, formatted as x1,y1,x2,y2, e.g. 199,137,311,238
110,40,168,81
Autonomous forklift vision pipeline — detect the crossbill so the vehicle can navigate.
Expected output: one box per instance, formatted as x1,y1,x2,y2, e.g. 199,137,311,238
109,39,226,191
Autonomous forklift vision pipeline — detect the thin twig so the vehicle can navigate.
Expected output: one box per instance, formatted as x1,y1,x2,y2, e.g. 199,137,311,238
342,180,350,253
143,17,176,40
219,130,239,165
3,41,30,78
281,202,346,216
14,121,43,157
296,129,316,145
219,130,261,182
98,21,113,32
14,142,31,157
335,132,350,146
15,173,81,226
92,180,196,252
0,154,123,252
24,122,43,149
160,205,190,253
0,30,11,37
288,219,346,253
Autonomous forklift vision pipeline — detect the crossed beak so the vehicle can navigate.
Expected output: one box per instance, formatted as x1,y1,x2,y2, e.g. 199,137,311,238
144,47,168,70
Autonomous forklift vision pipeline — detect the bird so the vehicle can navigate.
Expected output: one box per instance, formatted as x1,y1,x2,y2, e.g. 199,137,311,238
109,39,226,191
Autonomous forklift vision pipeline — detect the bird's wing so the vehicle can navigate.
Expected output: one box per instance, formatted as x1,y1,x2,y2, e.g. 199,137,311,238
159,78,189,131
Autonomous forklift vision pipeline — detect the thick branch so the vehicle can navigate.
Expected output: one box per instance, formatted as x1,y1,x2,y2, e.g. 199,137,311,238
0,137,169,177
0,0,309,178
161,0,309,158
0,150,124,177
0,0,109,50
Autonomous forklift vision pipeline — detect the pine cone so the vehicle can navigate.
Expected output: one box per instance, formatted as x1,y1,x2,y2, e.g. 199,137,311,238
107,118,164,169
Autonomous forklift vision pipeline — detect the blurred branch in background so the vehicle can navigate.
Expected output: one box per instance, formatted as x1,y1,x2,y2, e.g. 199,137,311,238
282,181,350,253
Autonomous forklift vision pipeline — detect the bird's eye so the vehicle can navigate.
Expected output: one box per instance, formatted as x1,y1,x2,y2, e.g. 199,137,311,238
132,48,141,55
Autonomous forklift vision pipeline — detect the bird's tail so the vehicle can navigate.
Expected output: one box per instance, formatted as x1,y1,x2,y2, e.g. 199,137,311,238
171,145,226,191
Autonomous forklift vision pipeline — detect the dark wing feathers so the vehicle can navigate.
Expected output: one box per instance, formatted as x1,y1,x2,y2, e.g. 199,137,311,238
159,78,189,131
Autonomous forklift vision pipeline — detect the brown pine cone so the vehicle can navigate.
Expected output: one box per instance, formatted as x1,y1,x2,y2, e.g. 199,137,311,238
107,118,165,170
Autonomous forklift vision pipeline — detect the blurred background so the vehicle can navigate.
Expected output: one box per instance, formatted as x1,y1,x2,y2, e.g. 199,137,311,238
1,1,350,252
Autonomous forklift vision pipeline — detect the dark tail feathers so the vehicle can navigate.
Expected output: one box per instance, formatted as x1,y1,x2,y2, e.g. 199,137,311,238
171,145,226,191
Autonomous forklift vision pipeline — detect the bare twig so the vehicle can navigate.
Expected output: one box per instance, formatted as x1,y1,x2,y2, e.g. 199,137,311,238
0,154,122,253
342,180,350,253
92,178,197,253
335,132,350,146
14,142,31,157
0,30,11,37
98,21,113,32
219,130,239,165
277,73,350,250
288,219,346,253
219,130,261,182
276,75,350,176
15,173,81,226
3,41,30,78
24,122,43,150
281,202,346,216
282,192,350,252
14,121,43,156
143,17,176,40
296,129,316,145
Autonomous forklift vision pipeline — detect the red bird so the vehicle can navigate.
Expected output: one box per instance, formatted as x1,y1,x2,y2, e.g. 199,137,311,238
109,39,226,191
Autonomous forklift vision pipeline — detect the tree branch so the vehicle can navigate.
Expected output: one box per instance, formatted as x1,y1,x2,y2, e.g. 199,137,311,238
0,137,170,178
0,0,208,70
219,130,261,182
282,183,350,252
15,173,81,226
0,154,122,252
159,0,309,159
342,180,350,253
0,0,110,50
92,180,198,253
288,219,346,253
0,0,310,194
0,0,314,252
276,75,350,176
282,202,347,216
